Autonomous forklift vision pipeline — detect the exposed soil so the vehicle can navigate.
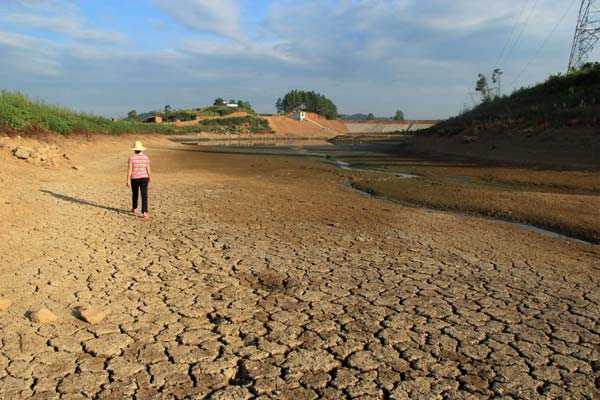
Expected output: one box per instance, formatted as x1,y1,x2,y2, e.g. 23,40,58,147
265,115,347,137
0,135,598,399
413,126,600,169
327,146,600,243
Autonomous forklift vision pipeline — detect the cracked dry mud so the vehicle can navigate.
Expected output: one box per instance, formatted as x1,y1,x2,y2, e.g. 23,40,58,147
0,136,599,399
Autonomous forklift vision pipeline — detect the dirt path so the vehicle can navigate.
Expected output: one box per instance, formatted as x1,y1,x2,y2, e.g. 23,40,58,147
0,136,598,399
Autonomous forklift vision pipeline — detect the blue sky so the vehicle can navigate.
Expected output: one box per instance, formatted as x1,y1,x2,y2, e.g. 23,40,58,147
0,0,596,118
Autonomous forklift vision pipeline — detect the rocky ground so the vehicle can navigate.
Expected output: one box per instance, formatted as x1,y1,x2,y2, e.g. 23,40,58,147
0,135,598,399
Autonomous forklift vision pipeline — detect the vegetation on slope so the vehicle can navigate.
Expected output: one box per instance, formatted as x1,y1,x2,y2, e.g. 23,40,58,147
131,99,255,122
0,91,179,136
431,63,600,136
198,116,272,134
0,91,270,136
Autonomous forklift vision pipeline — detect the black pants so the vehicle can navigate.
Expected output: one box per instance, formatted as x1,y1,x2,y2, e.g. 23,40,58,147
131,178,149,213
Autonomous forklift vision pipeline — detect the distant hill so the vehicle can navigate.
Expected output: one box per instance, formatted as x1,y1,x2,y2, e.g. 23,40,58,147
0,91,269,136
414,64,600,167
134,104,256,123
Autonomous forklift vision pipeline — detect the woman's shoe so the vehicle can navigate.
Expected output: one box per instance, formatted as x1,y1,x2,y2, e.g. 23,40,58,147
131,208,139,215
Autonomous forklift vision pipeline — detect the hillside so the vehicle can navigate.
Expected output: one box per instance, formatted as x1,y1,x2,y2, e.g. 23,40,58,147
414,64,600,167
137,104,256,123
0,91,179,136
0,91,273,137
265,113,348,137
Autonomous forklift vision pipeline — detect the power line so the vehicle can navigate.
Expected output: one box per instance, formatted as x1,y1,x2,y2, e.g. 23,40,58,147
501,0,542,68
509,0,579,88
496,0,531,67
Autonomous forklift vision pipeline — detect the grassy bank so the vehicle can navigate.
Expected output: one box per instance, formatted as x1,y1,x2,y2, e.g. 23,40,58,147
0,91,276,137
0,91,184,136
435,64,600,134
414,65,600,167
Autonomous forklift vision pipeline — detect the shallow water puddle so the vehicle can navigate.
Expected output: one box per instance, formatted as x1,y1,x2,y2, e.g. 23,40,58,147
332,159,419,179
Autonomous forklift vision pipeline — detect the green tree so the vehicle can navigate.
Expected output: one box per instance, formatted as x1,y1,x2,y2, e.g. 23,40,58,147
164,104,172,113
475,74,492,103
476,69,503,103
237,100,252,110
367,113,375,120
492,68,503,97
213,98,225,106
127,110,137,120
393,110,404,120
277,90,339,119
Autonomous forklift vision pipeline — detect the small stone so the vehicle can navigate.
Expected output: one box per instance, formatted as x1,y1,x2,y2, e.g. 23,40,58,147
29,308,57,323
14,146,32,159
79,306,111,324
71,165,83,171
0,298,13,311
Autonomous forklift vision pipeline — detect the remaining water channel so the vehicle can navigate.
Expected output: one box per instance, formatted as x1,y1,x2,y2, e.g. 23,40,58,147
177,138,595,246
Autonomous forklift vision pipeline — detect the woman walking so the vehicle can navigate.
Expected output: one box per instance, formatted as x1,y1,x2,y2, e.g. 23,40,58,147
127,141,151,219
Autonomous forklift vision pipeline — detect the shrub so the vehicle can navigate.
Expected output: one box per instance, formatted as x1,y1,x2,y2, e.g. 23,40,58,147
198,116,271,133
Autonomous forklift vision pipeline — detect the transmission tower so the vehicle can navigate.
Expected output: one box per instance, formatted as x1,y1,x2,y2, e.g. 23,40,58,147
568,0,600,72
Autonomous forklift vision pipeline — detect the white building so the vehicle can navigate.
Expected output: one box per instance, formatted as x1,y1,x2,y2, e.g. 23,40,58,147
292,111,306,121
226,102,239,108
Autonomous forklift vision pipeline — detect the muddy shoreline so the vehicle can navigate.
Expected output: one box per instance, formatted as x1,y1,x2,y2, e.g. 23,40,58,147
179,139,600,244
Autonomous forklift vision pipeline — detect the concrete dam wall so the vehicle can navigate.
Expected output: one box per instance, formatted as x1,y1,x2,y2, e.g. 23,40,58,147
345,120,438,134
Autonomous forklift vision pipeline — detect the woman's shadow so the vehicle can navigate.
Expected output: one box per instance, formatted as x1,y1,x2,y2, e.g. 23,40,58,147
40,190,132,215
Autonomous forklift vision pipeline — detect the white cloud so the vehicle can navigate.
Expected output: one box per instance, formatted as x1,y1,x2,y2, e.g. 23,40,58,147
3,13,128,45
4,0,77,12
416,0,561,34
0,31,62,76
154,0,242,41
182,38,300,64
1,0,128,45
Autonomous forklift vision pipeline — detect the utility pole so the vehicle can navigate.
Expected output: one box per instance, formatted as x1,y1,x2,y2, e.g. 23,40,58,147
568,0,600,72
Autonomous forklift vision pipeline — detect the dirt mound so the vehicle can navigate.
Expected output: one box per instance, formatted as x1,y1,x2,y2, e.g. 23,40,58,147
0,136,74,169
265,115,348,137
